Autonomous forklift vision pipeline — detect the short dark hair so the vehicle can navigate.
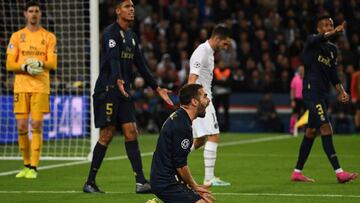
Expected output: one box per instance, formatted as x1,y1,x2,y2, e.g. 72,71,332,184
24,1,41,11
211,25,231,39
316,15,332,26
179,84,203,105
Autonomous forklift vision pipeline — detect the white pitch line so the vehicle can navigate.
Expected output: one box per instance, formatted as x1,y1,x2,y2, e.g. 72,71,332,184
0,135,289,177
0,191,359,198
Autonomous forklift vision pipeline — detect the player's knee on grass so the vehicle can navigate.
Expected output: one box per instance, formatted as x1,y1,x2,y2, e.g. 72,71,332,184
99,125,116,146
305,128,317,139
320,123,333,135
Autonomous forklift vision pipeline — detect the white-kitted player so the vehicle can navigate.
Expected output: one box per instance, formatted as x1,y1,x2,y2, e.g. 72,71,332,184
188,25,231,186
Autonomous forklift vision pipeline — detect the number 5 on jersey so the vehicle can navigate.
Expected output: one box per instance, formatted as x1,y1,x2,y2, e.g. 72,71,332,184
106,103,113,115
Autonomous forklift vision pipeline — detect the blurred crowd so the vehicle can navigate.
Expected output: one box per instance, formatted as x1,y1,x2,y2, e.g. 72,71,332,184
98,0,360,132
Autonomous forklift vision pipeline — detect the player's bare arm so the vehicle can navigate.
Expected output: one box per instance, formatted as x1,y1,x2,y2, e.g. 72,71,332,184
188,73,199,84
156,87,174,106
335,83,349,103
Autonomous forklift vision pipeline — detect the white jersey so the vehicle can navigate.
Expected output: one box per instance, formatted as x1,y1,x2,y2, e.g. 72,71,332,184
189,40,215,99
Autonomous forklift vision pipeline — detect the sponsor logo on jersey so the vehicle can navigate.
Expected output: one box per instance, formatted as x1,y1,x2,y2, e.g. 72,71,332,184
317,55,331,67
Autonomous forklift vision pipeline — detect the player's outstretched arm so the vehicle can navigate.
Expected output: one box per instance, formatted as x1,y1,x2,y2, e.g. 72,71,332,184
156,87,173,106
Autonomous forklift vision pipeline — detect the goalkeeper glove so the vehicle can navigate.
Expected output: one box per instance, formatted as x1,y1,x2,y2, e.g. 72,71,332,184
21,58,44,76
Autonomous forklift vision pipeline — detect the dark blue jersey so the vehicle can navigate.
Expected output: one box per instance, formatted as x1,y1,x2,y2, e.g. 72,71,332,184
302,34,340,100
150,108,193,193
94,22,157,97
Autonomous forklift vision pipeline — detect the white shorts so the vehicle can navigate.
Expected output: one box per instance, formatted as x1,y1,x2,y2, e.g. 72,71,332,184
192,101,220,138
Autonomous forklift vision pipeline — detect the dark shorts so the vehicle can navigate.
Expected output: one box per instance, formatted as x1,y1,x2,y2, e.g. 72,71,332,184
293,98,305,114
153,183,202,203
304,99,330,129
93,91,136,128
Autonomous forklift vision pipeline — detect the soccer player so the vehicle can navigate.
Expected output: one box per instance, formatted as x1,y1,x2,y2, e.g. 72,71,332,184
291,16,358,183
150,84,215,203
289,65,305,135
188,25,231,186
83,0,173,194
6,1,57,179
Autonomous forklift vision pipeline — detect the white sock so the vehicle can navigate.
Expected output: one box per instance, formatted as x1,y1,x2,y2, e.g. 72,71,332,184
294,169,302,173
335,168,343,174
204,141,218,181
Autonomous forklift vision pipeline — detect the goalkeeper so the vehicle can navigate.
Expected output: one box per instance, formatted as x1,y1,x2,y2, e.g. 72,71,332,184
6,1,57,179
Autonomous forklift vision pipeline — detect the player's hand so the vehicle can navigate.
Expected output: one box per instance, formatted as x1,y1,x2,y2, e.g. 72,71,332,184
334,21,346,33
338,91,349,103
21,58,44,76
116,79,129,97
291,100,296,108
156,87,174,106
194,184,215,203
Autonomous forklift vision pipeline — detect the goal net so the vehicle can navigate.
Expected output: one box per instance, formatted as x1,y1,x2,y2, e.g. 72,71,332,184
0,0,99,160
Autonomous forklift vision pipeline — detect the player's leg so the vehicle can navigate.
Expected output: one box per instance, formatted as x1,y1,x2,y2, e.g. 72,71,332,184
153,183,203,203
122,122,151,193
84,91,116,193
192,137,206,150
291,127,316,182
291,100,317,182
202,102,229,186
14,93,31,178
319,122,358,183
84,125,116,193
15,114,31,178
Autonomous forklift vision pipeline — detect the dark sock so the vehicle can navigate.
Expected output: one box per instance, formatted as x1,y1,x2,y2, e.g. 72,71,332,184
86,142,107,184
25,164,30,168
321,135,341,170
125,140,146,184
29,166,37,171
295,135,315,170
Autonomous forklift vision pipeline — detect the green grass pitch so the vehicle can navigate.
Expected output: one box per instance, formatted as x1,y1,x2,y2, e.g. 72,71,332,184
0,133,359,203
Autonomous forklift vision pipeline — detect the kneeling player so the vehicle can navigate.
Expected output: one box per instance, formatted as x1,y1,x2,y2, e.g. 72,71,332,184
150,84,215,203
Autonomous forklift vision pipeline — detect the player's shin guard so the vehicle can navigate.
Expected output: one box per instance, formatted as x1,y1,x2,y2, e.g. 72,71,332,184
295,135,315,170
204,141,218,181
18,131,31,166
321,135,341,170
87,142,107,184
30,129,43,169
125,140,146,184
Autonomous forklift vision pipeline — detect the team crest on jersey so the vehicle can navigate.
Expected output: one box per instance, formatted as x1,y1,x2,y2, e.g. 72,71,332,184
41,39,45,45
20,33,26,43
181,139,190,149
109,39,116,48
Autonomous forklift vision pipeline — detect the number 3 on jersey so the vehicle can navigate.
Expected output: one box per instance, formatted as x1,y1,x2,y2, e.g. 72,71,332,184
315,104,324,115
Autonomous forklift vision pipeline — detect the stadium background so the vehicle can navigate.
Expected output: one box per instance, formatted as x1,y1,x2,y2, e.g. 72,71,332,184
99,0,360,134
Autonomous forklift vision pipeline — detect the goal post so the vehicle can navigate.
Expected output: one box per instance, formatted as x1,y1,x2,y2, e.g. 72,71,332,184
0,0,99,160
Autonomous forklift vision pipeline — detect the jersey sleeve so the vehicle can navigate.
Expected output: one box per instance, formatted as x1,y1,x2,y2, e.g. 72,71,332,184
44,32,57,70
189,50,204,76
103,31,123,81
172,127,192,168
6,33,22,71
133,35,158,90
